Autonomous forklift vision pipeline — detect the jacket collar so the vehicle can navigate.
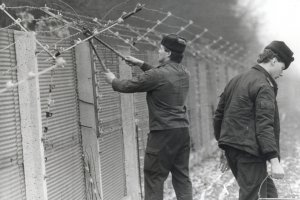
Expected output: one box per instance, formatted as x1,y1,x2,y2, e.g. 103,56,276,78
158,60,179,68
252,64,278,95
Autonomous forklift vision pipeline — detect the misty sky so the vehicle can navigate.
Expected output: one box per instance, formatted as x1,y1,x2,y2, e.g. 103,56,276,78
244,0,300,77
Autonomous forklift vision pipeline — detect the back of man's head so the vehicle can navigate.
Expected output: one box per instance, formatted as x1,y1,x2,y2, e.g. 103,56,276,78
161,34,187,63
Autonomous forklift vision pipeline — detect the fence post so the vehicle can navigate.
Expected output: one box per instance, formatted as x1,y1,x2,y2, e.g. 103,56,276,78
118,46,141,200
186,57,201,160
198,61,213,156
75,42,103,199
14,31,48,200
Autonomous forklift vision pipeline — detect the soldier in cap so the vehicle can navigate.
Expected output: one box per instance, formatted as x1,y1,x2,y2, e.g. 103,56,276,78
104,34,193,200
213,41,294,200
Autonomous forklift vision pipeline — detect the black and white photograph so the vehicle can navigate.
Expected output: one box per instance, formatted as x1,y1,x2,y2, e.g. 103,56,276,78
1,0,300,199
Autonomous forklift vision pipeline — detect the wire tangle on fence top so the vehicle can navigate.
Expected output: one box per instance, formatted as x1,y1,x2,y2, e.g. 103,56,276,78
1,3,250,59
0,2,253,94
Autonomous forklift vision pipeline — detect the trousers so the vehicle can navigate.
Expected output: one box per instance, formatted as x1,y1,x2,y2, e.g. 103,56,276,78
225,147,278,200
144,127,193,200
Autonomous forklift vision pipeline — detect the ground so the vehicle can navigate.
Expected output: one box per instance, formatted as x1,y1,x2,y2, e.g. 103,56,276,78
164,112,300,200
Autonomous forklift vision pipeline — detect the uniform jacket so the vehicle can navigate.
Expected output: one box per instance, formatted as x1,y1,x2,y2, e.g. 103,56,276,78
213,65,280,160
112,60,190,131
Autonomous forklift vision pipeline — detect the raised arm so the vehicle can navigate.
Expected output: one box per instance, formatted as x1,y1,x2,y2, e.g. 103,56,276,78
125,56,155,71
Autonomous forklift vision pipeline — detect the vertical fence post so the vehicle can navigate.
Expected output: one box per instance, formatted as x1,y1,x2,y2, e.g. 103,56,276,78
14,31,48,200
186,57,201,162
75,42,103,199
118,46,141,200
198,61,213,156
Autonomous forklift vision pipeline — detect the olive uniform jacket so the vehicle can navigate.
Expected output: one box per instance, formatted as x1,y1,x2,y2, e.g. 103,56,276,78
213,65,280,160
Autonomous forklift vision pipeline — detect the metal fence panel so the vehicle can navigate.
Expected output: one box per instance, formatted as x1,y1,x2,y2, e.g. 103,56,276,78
0,29,26,200
94,41,126,200
36,36,86,200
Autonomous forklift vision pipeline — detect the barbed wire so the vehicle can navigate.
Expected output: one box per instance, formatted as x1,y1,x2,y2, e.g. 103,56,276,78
0,41,17,53
0,2,252,94
0,21,18,31
0,3,147,93
35,30,84,57
131,15,179,30
2,4,247,57
34,23,70,34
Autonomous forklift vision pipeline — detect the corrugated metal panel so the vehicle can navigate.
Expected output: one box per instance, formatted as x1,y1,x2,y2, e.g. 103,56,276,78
94,42,126,200
0,29,26,200
131,51,149,197
99,129,125,200
36,36,86,200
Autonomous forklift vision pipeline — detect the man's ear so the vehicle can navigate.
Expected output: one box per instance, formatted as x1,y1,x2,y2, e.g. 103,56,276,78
167,51,171,57
271,57,277,65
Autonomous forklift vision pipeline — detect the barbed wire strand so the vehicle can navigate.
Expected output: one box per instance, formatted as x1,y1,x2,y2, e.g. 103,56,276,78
4,4,247,58
0,3,251,94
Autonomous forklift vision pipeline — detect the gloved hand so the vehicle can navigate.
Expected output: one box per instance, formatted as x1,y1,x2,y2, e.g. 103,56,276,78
104,69,116,84
125,56,144,67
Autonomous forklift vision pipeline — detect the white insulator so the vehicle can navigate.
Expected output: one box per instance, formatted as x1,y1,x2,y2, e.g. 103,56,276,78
55,57,66,68
93,29,99,34
6,80,15,88
0,3,6,10
117,18,124,23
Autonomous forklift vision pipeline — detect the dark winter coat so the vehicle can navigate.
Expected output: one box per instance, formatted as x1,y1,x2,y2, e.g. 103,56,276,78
112,60,190,131
213,65,280,160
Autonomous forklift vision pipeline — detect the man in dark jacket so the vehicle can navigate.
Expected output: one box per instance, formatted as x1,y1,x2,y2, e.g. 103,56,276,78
213,41,294,200
104,34,192,200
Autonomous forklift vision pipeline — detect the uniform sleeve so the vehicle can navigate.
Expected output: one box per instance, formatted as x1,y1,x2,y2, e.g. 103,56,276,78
140,62,155,71
213,92,225,141
255,85,279,160
112,69,163,93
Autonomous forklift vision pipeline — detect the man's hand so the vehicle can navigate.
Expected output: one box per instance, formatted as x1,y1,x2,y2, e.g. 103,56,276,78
270,158,284,179
104,69,116,84
219,150,229,173
125,56,144,67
